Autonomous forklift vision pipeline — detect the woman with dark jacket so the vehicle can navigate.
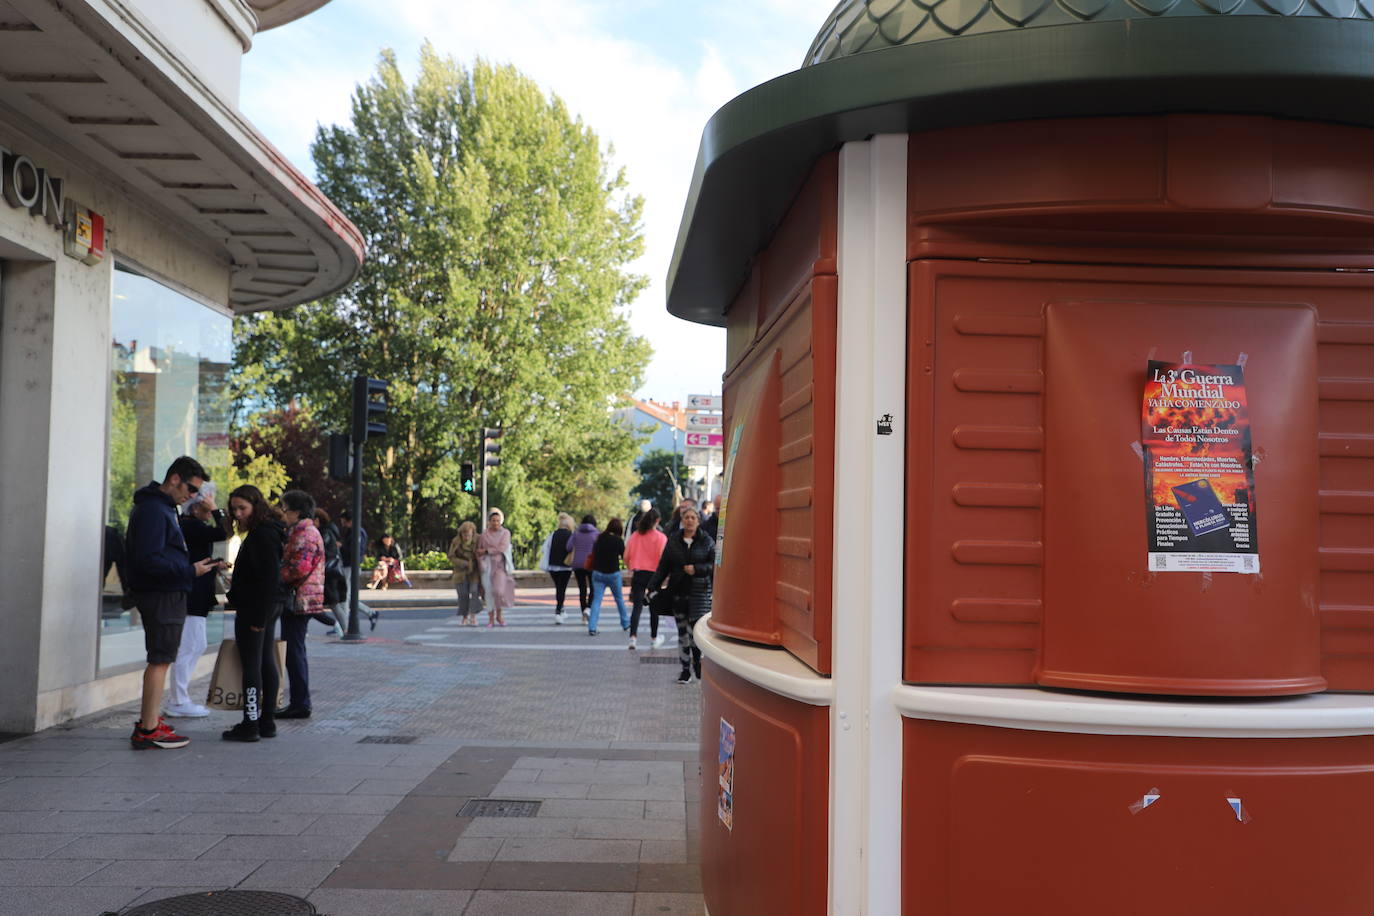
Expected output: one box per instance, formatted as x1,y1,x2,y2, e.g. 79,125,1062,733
223,485,286,742
647,506,714,684
313,509,345,637
587,518,628,637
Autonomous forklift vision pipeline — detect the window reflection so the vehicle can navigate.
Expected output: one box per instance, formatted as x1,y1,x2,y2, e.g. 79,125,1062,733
100,266,232,673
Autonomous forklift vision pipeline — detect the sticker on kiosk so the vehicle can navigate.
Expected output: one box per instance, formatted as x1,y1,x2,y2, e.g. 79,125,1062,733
1142,360,1259,574
718,718,735,831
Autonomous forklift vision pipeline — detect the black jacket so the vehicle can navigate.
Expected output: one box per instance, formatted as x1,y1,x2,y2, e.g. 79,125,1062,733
125,482,193,593
321,522,345,606
648,530,715,618
227,520,287,628
339,524,367,566
591,533,624,575
179,513,228,616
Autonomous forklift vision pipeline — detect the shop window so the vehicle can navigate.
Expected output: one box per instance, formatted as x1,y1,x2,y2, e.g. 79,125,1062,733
100,266,232,673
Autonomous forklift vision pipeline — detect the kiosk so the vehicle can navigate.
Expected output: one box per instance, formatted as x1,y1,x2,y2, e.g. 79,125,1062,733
670,3,1374,913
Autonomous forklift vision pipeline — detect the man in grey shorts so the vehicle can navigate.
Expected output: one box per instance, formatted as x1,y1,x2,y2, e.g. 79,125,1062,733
125,456,219,749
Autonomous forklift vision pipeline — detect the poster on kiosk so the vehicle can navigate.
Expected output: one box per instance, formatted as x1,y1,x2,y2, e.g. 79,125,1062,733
1141,360,1259,574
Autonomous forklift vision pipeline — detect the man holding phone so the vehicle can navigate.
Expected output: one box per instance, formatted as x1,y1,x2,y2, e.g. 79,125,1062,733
125,456,220,749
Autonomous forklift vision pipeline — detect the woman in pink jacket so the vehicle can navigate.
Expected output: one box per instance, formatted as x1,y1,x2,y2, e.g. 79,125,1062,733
277,489,324,718
625,508,667,649
478,508,516,627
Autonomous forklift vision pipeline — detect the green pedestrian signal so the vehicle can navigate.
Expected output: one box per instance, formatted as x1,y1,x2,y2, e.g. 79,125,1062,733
461,462,475,493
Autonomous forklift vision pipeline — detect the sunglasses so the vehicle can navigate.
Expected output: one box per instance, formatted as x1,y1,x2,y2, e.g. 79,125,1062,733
184,481,200,495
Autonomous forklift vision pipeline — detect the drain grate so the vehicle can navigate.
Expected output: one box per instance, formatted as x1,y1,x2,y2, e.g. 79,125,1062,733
114,890,316,915
639,655,680,664
357,735,419,744
459,798,542,818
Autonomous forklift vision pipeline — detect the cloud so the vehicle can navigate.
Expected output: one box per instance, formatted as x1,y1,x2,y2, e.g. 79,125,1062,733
241,0,837,400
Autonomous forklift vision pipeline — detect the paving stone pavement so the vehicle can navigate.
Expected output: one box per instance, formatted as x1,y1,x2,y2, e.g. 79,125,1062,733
0,588,706,915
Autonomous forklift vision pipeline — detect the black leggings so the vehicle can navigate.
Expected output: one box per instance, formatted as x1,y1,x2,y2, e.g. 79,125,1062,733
573,569,592,610
549,570,571,612
627,570,659,638
235,608,280,727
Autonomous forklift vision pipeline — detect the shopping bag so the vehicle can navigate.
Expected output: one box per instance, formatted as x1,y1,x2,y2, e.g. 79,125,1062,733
205,638,287,710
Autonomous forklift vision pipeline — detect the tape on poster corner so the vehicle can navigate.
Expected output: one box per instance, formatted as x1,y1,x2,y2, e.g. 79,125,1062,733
1128,787,1163,814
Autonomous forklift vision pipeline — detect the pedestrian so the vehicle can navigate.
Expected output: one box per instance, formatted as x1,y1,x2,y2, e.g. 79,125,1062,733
448,520,481,626
587,517,628,637
166,484,230,718
477,508,516,627
276,489,324,719
628,498,651,535
569,514,600,624
665,498,698,537
314,509,346,637
124,456,220,749
537,513,576,624
337,510,376,630
221,485,287,742
648,506,714,684
699,500,719,540
367,534,412,589
625,508,667,650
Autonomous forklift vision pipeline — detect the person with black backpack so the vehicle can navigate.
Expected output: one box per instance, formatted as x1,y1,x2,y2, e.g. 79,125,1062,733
538,513,576,625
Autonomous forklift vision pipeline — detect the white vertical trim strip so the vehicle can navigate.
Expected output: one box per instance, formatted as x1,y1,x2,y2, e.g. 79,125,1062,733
829,135,908,915
866,133,908,914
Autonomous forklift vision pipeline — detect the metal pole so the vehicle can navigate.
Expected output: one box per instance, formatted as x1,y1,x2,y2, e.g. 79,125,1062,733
343,433,366,642
672,427,680,503
481,443,488,525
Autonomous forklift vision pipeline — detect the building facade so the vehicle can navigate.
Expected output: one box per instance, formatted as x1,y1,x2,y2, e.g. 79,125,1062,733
0,0,362,733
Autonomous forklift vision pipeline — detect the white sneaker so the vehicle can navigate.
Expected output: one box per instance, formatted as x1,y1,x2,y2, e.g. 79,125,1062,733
651,634,665,649
164,702,210,718
628,636,637,650
333,621,345,638
554,612,565,625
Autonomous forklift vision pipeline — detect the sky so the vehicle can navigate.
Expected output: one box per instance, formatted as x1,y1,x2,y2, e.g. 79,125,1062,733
239,0,841,405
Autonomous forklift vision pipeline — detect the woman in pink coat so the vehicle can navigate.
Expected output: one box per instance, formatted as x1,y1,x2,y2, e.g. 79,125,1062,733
277,489,324,718
477,508,516,627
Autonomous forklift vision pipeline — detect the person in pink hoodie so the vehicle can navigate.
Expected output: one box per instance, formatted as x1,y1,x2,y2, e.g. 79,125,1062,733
625,508,668,649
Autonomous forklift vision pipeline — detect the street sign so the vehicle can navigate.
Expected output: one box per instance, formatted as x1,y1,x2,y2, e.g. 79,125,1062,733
686,432,724,447
688,394,722,410
686,413,722,430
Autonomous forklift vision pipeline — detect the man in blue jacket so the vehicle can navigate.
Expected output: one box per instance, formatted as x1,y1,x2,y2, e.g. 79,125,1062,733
125,456,219,749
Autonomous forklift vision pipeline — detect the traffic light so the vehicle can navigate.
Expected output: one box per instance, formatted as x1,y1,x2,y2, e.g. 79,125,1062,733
328,433,352,482
352,376,388,443
461,462,475,493
482,427,503,468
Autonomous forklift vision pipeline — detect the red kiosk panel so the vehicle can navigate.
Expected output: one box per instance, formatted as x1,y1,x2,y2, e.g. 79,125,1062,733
699,663,828,916
902,719,1374,916
904,260,1372,692
717,156,837,674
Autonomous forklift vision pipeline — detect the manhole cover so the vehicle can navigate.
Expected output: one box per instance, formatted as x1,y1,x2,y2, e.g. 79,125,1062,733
357,735,419,744
116,890,315,915
459,798,542,818
639,655,679,664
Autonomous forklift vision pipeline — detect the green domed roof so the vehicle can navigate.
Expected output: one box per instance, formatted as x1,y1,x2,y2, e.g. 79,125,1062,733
805,0,1373,67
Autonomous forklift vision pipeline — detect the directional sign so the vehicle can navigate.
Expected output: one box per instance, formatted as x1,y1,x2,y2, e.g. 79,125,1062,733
688,394,722,410
686,432,723,447
686,413,722,430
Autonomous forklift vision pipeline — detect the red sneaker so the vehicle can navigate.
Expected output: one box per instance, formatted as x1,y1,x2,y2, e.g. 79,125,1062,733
130,717,190,750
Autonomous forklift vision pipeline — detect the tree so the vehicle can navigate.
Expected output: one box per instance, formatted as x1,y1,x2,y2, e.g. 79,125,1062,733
232,46,651,559
631,448,679,516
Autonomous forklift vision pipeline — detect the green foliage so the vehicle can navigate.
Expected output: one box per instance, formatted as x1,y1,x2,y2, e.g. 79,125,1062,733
231,46,650,560
217,446,290,501
632,448,679,515
405,550,452,571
